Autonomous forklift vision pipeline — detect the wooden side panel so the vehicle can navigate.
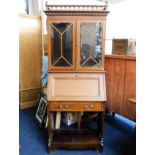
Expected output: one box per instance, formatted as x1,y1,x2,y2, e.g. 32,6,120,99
47,73,106,101
122,60,136,120
112,59,125,114
19,14,42,109
104,58,115,110
105,55,136,121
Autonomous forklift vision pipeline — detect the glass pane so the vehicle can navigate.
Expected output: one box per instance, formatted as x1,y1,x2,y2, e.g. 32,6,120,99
53,23,71,33
80,23,103,67
54,57,70,67
50,23,73,67
62,26,73,65
80,26,92,65
50,27,61,65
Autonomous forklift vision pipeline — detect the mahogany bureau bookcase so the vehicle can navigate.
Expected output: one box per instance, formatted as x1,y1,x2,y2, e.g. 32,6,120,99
44,2,109,152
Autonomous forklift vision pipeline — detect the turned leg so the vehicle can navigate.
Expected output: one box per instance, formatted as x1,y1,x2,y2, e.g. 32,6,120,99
77,112,81,129
48,104,55,152
95,145,103,152
49,145,56,152
97,112,104,150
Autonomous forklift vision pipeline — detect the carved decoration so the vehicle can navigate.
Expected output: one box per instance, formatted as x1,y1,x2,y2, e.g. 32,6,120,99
44,1,109,16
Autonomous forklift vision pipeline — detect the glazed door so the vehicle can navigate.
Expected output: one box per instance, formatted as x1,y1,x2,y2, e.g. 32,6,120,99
77,20,105,71
47,20,76,71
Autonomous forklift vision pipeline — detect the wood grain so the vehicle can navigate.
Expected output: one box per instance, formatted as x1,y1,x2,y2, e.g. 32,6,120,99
122,60,136,120
48,101,104,112
105,55,136,120
47,73,106,101
19,14,42,109
104,58,115,111
112,59,125,114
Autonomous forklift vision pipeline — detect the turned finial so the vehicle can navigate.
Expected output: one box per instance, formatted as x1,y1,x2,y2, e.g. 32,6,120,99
45,1,48,10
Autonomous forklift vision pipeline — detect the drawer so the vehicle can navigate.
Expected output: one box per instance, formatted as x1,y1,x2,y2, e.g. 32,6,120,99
48,102,105,112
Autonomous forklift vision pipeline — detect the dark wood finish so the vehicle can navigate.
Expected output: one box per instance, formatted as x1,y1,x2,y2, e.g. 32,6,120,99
105,54,136,121
81,113,98,123
48,129,103,152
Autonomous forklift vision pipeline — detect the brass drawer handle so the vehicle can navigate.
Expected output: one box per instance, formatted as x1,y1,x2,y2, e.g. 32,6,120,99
59,104,69,109
90,105,94,108
85,105,94,109
85,105,92,110
59,105,63,109
65,104,69,108
85,107,91,110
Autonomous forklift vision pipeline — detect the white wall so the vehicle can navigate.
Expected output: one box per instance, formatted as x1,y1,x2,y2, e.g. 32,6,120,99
28,0,41,15
19,0,136,54
105,0,136,54
19,0,26,13
19,0,41,15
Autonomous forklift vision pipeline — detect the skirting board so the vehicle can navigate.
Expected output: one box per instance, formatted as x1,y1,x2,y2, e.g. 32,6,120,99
20,99,39,109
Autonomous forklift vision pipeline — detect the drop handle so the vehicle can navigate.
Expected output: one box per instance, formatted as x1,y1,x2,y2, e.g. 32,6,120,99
65,104,69,108
90,105,94,108
85,105,91,110
85,105,94,108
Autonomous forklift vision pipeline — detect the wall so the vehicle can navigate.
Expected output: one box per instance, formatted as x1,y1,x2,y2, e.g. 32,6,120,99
28,0,41,15
105,0,136,54
19,0,42,15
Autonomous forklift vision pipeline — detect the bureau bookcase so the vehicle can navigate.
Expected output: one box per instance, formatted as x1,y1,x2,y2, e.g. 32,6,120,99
44,2,109,152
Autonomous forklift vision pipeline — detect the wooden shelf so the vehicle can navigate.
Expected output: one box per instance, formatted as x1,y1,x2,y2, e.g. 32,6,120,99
49,129,103,151
105,54,136,60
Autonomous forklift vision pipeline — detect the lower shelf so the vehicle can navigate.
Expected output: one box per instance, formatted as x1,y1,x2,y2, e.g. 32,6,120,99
48,129,103,152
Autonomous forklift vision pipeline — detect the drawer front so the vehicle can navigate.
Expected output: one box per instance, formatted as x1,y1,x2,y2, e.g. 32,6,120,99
48,102,105,112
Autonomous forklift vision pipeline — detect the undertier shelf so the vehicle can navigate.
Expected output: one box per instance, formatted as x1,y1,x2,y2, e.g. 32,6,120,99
49,129,103,151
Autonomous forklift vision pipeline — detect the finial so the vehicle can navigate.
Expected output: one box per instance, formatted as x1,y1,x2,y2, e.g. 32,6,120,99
45,1,48,11
105,0,108,10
